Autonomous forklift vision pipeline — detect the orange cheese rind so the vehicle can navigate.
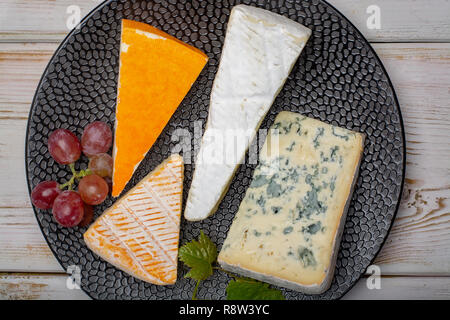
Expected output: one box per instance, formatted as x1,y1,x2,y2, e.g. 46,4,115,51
84,154,184,285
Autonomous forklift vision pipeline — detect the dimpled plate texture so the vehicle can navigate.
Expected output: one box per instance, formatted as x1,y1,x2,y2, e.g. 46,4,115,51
25,0,405,300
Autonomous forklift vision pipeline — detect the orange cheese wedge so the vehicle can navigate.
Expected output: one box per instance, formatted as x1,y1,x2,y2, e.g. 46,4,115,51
84,154,184,285
112,19,208,197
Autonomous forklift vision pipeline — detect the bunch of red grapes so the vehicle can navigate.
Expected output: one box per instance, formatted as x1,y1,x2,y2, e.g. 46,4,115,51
31,121,114,228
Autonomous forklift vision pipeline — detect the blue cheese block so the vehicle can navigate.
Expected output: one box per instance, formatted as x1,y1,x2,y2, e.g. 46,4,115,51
217,111,365,294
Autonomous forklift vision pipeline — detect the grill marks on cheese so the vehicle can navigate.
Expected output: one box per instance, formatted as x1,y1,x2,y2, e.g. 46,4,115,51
84,155,184,285
112,19,208,197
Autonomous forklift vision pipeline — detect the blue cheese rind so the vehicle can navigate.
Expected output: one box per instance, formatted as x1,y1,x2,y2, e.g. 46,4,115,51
218,111,365,294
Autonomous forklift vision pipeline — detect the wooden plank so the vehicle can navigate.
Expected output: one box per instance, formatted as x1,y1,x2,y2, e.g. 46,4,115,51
0,119,32,208
0,0,100,42
0,273,89,300
0,208,62,273
0,273,449,300
0,44,449,274
0,0,449,42
342,276,450,300
328,0,450,42
0,43,56,208
372,43,450,275
0,42,56,109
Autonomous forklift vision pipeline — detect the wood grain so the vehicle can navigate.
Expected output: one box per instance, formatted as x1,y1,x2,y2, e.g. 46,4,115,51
0,43,56,208
372,43,450,275
0,118,31,209
0,208,61,273
328,0,450,42
0,0,449,42
0,0,101,42
0,273,89,300
0,43,56,108
342,276,450,300
1,273,449,300
0,42,449,276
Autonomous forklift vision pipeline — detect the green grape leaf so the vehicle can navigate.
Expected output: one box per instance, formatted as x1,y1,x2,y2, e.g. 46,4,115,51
226,277,285,300
178,231,217,281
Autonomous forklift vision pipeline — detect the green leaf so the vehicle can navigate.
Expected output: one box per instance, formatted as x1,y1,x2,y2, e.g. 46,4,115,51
226,278,285,300
178,231,217,281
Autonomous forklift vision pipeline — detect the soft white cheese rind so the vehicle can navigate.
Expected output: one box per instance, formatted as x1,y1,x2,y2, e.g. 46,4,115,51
218,111,365,294
185,5,312,221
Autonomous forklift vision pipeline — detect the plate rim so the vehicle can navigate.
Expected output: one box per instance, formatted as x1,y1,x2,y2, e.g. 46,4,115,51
24,0,406,300
24,0,113,301
319,0,406,299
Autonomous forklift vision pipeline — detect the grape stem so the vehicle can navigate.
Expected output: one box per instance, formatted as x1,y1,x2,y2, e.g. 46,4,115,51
59,163,92,190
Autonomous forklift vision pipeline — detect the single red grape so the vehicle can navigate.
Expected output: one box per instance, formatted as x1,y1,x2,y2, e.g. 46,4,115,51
78,174,108,205
78,203,94,227
31,181,61,210
88,153,113,177
52,191,84,227
48,128,81,164
81,121,112,157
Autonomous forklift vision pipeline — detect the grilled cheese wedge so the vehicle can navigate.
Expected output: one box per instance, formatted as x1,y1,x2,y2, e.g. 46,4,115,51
84,154,184,285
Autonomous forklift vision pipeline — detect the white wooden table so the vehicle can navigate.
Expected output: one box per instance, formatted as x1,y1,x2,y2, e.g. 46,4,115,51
0,0,449,300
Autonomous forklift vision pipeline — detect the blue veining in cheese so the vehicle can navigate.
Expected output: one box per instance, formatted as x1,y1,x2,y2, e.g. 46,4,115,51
218,111,365,294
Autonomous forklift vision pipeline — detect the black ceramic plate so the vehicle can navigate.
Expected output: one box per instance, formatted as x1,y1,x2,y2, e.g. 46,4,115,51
26,0,405,300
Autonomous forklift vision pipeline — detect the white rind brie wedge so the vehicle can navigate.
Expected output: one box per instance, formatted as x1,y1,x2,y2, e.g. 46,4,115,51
185,4,311,221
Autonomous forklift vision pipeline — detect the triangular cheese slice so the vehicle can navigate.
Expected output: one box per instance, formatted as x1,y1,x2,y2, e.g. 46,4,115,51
112,19,208,197
184,5,311,221
84,154,184,285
